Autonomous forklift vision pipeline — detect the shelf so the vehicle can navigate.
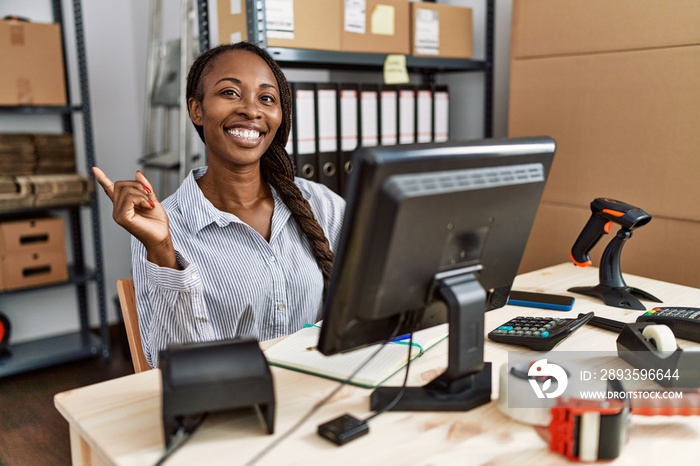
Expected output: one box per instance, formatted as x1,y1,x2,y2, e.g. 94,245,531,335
0,266,98,297
267,47,488,73
0,201,92,218
0,0,110,378
0,105,85,115
0,331,102,378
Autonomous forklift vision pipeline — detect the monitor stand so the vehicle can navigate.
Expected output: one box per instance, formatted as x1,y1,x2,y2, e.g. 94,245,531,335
370,272,492,412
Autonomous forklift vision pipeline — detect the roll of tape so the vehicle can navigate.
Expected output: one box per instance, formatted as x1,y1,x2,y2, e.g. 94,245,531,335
497,363,553,426
642,324,677,358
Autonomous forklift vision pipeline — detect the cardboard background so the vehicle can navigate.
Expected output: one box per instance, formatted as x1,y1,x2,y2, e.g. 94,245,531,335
510,0,700,58
509,0,700,288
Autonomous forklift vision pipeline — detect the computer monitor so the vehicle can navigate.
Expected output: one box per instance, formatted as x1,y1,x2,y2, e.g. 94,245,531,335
317,136,556,412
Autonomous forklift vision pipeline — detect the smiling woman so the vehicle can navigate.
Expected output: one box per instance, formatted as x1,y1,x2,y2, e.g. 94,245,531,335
92,42,346,368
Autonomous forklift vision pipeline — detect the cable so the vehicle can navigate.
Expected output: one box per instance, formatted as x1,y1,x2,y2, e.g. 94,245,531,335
243,321,405,466
153,414,207,466
362,331,414,423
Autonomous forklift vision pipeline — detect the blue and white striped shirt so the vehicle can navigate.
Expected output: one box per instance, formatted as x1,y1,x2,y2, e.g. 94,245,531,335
131,167,345,368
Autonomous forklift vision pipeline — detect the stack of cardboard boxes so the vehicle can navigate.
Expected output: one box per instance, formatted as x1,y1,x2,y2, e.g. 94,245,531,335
0,134,93,211
0,217,68,291
509,0,700,288
216,0,473,59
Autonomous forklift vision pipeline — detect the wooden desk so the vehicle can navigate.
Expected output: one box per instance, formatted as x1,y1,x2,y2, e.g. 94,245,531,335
55,264,700,465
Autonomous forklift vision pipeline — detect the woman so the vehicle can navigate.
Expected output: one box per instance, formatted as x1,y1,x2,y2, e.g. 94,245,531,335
94,42,345,368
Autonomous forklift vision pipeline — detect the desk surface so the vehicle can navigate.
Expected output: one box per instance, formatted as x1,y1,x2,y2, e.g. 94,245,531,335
55,264,700,465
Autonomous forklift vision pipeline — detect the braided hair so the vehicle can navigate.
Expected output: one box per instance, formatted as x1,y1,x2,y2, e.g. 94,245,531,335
186,42,335,290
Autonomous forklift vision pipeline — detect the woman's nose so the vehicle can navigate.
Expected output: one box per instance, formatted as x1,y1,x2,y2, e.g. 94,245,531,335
236,95,261,119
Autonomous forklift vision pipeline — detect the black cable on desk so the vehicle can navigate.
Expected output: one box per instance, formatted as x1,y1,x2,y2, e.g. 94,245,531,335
243,321,405,466
153,413,208,466
362,332,414,423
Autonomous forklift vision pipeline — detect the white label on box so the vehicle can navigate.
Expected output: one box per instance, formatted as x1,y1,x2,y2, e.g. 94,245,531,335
230,32,242,44
345,0,366,34
229,0,242,15
265,0,295,39
415,8,439,55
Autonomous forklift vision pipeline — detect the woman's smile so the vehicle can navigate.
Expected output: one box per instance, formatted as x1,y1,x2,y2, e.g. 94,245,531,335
226,125,266,148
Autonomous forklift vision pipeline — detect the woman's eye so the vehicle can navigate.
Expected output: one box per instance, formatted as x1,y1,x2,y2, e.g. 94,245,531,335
260,95,275,103
222,89,239,97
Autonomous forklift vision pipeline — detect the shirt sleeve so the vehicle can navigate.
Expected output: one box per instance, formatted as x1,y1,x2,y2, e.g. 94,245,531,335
131,236,217,368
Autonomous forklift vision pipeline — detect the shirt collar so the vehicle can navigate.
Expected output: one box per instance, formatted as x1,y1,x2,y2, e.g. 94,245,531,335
176,167,238,235
174,168,311,237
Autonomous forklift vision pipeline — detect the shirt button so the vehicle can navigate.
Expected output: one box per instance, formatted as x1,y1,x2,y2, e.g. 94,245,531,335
191,272,199,279
277,303,285,311
269,256,276,262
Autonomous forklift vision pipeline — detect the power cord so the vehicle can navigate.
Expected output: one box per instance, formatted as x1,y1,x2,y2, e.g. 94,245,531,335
243,321,405,466
362,332,413,422
316,332,414,445
153,414,208,466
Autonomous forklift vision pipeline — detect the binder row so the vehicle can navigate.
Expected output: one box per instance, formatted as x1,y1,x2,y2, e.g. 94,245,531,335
287,82,450,197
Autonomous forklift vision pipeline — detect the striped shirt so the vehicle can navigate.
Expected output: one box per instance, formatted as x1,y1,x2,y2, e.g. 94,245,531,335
131,167,345,368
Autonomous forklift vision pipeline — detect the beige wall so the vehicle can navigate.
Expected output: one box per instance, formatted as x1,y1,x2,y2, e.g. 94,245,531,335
509,0,700,288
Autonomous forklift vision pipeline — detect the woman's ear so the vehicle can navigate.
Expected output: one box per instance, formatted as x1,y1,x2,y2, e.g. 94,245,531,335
188,97,203,125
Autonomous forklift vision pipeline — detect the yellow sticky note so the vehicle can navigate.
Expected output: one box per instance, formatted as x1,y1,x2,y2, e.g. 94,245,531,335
383,54,410,85
371,5,395,36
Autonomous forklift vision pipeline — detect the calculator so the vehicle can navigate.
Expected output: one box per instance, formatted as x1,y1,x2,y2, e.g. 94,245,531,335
488,312,594,351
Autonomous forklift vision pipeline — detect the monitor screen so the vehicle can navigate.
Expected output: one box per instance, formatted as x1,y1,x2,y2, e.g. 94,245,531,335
317,136,555,411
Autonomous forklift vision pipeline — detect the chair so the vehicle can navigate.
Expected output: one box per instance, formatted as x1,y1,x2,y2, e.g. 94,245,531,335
116,278,152,373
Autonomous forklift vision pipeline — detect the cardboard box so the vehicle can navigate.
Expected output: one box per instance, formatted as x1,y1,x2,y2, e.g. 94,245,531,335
19,174,94,208
2,250,68,291
410,2,472,59
0,19,67,106
509,0,700,288
342,0,410,54
217,0,342,51
0,217,65,255
509,46,700,222
34,134,76,174
0,134,36,175
511,0,700,58
0,177,33,212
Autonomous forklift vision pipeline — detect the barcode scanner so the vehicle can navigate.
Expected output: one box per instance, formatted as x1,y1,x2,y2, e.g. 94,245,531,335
568,198,661,310
570,198,651,267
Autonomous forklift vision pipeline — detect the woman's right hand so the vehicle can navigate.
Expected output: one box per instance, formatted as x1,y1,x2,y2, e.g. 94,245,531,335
92,167,178,269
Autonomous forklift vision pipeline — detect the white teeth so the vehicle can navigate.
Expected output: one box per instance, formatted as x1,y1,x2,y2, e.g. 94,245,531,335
228,128,261,139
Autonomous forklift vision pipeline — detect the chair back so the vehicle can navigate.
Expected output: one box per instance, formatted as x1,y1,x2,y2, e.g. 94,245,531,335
116,278,151,373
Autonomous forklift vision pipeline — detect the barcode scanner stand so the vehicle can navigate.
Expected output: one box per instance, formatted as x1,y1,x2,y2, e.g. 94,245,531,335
568,198,662,310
